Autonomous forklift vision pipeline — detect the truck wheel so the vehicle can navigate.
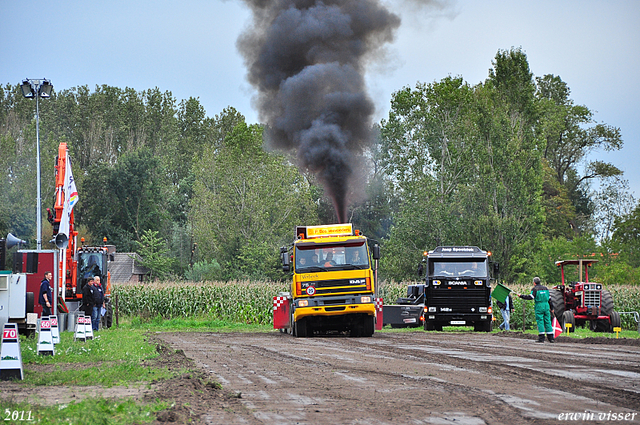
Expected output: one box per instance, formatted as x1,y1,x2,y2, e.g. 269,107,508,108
295,318,308,337
562,310,575,333
424,321,436,331
473,321,491,332
363,315,374,337
549,289,565,322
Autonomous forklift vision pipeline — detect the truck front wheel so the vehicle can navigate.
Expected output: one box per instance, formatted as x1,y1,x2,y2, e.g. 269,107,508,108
294,318,309,337
363,315,374,337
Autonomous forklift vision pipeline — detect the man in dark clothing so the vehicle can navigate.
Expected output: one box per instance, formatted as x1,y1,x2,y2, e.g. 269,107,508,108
82,278,95,320
518,277,555,343
39,271,53,317
92,276,105,331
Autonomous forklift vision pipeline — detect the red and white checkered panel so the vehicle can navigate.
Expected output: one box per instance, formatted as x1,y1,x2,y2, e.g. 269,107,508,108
375,298,384,330
273,296,288,311
375,298,384,312
273,296,291,330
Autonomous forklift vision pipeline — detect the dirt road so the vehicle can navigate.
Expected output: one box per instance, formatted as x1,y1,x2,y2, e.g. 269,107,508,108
156,331,640,424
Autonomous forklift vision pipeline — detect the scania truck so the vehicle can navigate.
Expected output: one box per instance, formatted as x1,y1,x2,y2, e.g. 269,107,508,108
420,246,494,331
274,224,380,337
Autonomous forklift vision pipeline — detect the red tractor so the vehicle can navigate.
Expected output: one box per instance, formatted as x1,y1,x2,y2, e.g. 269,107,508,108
549,259,620,333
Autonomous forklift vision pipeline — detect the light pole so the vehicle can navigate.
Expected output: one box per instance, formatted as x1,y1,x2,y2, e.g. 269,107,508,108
21,78,53,250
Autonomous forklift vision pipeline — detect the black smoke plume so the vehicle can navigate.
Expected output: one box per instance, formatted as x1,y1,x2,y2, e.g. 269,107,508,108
238,0,400,223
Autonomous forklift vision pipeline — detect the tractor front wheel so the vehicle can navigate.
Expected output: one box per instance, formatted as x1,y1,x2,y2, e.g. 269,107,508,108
610,311,621,332
562,310,575,333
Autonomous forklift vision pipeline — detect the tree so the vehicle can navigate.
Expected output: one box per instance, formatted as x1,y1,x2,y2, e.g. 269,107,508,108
378,48,545,281
79,148,166,251
380,76,476,247
611,201,640,267
135,229,173,280
535,74,624,234
190,116,318,280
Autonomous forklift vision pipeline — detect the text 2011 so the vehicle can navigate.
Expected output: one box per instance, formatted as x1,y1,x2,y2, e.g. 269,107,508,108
3,409,33,421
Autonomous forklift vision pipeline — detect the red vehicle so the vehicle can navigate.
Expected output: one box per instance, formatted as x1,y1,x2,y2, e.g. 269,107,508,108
550,259,620,333
47,143,113,327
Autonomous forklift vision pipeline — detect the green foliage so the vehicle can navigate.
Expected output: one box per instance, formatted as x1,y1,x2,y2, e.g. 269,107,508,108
8,326,180,425
190,116,318,281
113,281,289,324
0,44,635,283
611,201,640,267
135,229,174,280
2,398,167,425
185,259,223,282
535,73,623,235
379,49,545,282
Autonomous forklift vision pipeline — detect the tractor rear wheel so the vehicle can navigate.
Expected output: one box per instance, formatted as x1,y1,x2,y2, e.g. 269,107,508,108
549,289,565,322
600,290,614,315
562,310,575,333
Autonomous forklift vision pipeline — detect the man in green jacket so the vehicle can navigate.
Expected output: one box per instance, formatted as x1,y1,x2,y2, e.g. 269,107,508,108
518,277,555,343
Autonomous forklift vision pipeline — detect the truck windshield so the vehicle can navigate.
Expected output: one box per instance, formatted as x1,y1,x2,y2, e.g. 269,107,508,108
295,242,369,271
430,261,487,278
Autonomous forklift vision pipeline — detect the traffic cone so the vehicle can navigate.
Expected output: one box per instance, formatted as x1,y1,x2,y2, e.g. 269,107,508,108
84,316,94,340
0,323,23,380
50,315,60,344
37,317,55,356
74,314,86,342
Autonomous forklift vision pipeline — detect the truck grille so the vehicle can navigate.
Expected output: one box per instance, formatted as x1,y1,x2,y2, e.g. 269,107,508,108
314,278,367,295
583,290,601,307
429,287,487,311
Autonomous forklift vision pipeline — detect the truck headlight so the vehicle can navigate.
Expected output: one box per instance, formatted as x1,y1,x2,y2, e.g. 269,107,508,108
298,300,308,307
433,280,441,286
360,296,371,303
479,307,487,313
474,280,482,285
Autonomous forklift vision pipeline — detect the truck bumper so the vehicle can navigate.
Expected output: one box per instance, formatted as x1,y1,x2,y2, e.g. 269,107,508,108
426,313,491,325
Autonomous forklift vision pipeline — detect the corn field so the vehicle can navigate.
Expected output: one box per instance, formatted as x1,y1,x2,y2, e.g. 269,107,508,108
112,280,288,325
112,280,640,330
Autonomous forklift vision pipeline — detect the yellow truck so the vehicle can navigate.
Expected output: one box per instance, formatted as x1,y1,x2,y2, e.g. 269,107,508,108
274,224,380,337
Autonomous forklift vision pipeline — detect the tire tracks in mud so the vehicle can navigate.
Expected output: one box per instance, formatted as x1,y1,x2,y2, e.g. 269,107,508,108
357,333,640,411
157,331,640,424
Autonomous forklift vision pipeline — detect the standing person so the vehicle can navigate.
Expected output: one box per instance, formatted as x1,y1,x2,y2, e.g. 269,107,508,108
92,276,105,331
517,277,555,343
497,293,514,331
82,277,95,321
39,271,53,317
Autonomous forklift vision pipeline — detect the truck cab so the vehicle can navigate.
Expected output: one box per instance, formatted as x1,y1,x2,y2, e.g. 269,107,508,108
421,246,493,331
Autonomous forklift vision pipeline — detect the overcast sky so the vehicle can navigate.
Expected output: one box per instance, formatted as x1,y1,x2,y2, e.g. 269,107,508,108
2,1,639,197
